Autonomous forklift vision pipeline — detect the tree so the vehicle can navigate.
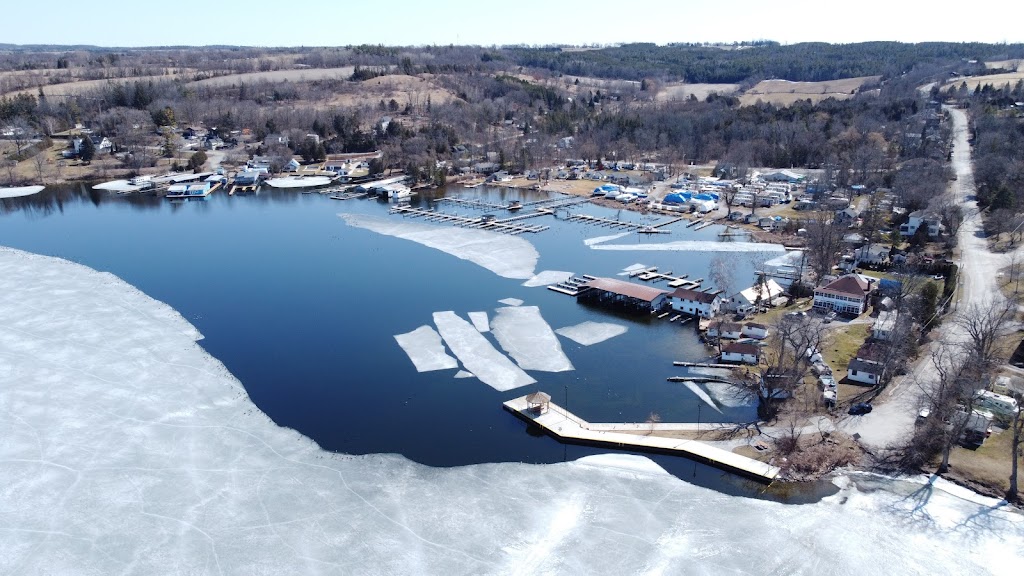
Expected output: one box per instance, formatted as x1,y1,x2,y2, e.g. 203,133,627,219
1008,393,1023,502
152,106,175,127
4,159,17,185
954,300,1015,373
32,148,46,183
804,210,844,281
750,314,826,420
923,344,986,473
187,150,207,172
79,135,96,162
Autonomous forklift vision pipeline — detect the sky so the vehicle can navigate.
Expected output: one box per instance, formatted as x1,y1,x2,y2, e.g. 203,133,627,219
6,0,1023,47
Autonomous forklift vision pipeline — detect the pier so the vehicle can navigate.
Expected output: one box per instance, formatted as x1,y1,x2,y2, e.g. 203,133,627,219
503,395,780,482
389,204,549,234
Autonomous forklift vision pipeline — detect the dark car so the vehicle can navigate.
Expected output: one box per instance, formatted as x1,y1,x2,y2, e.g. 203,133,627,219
848,402,873,415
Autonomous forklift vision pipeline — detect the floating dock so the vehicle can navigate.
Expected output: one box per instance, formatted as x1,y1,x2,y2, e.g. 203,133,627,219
389,204,549,234
503,395,780,482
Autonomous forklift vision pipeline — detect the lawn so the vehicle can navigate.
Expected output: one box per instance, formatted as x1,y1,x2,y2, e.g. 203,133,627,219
944,425,1023,495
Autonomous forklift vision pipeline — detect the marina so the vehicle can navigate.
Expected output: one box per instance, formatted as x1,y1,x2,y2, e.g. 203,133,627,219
503,394,780,482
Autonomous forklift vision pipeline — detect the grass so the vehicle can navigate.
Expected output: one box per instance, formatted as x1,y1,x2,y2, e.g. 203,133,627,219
824,322,871,379
944,426,1022,495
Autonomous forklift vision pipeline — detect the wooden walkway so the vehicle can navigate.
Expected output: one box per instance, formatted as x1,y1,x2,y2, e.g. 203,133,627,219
503,396,780,482
389,204,549,234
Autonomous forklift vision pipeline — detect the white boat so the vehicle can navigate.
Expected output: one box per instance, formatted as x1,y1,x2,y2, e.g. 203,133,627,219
0,185,45,199
264,176,335,189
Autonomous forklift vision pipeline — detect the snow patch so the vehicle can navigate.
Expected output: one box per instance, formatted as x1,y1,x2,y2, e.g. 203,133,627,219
394,325,458,372
574,454,671,477
522,270,573,287
468,311,490,332
490,306,573,372
340,213,539,279
432,311,535,391
555,321,628,346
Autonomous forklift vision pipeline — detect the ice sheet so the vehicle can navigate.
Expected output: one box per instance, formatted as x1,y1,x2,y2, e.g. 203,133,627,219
0,185,44,198
555,321,628,346
1,246,1021,575
704,381,756,408
394,325,458,372
522,270,573,287
455,370,475,379
622,263,648,272
468,311,490,332
594,241,787,253
682,381,723,413
432,310,536,391
498,297,524,306
584,232,630,246
340,213,539,279
490,306,574,372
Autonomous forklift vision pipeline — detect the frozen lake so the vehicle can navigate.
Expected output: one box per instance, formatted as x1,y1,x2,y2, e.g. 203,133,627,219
1,183,773,476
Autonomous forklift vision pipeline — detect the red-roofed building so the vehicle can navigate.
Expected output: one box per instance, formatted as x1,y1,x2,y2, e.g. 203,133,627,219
576,277,670,314
669,288,722,318
813,274,873,315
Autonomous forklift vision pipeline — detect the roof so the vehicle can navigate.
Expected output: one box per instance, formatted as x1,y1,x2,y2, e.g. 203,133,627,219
582,278,670,303
848,358,882,374
736,278,785,304
817,275,871,298
717,322,744,333
670,288,719,304
723,342,760,355
525,391,551,404
744,322,768,330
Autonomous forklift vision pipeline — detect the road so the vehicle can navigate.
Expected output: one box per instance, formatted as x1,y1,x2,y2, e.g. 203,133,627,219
837,106,1001,451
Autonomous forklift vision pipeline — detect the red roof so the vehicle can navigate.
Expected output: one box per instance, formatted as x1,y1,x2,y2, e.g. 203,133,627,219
723,342,760,356
817,275,871,298
583,277,670,302
670,288,720,304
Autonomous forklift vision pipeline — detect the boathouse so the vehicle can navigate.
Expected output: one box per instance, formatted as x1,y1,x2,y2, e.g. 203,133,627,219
576,277,669,314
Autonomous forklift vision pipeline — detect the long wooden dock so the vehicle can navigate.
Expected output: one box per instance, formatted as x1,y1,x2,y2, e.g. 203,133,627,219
503,395,780,482
389,204,549,234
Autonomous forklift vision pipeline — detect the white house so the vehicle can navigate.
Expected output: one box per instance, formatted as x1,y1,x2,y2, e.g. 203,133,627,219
873,310,897,341
847,358,883,385
669,288,722,318
732,278,785,313
813,274,873,315
721,342,760,365
899,210,943,237
707,321,744,340
742,322,769,339
855,244,890,266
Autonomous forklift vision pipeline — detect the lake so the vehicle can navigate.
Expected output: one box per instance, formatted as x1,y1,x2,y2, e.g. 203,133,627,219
1,182,793,494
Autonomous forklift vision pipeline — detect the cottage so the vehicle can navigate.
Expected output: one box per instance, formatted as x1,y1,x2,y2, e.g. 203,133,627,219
669,288,721,318
873,310,898,341
760,368,800,399
847,358,883,385
708,321,744,340
721,342,760,365
899,210,943,237
732,278,786,313
742,322,769,339
855,244,890,266
813,274,873,315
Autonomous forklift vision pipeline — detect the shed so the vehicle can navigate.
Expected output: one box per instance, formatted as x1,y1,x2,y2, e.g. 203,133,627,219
847,358,883,386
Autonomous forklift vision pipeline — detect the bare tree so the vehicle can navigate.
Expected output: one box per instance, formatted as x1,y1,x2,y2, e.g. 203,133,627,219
4,159,16,185
32,149,46,183
955,300,1016,373
922,344,986,473
752,315,826,420
708,254,735,302
804,210,845,281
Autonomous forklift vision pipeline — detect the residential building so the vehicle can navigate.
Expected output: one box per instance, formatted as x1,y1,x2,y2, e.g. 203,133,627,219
813,274,873,315
855,244,890,266
707,321,744,340
899,210,943,237
873,311,897,341
721,342,760,365
668,288,721,318
847,358,883,385
732,278,786,313
742,322,769,339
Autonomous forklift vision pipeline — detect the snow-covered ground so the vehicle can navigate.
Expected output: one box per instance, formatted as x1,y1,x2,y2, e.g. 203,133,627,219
340,214,539,279
1,246,1021,575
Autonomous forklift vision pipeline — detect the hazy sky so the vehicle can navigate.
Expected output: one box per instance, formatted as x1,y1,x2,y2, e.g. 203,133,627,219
7,0,1023,47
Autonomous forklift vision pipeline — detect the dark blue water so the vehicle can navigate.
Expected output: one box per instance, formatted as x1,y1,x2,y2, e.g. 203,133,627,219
1,183,789,494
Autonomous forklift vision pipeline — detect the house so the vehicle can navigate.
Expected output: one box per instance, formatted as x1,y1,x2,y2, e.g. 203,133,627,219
760,368,800,399
761,169,805,183
669,288,721,318
899,210,943,237
283,158,301,172
873,310,897,341
847,358,883,385
742,322,769,339
855,244,890,266
732,278,786,313
813,274,873,315
721,342,760,365
707,321,744,340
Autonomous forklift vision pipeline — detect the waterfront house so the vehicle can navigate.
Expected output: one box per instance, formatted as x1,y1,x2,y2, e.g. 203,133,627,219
669,288,721,318
813,274,873,315
721,342,760,365
847,358,883,385
732,278,785,313
742,322,769,339
707,321,744,340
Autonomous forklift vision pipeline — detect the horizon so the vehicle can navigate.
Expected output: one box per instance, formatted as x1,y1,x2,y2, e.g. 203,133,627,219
5,0,1023,48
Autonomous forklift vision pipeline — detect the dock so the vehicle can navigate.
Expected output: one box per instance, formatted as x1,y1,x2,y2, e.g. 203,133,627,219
389,204,549,234
564,213,685,232
503,395,780,482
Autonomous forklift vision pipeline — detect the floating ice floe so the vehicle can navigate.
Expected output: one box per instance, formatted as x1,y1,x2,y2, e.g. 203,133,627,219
394,325,458,372
682,381,723,414
584,232,630,246
522,270,573,288
498,297,524,306
490,306,573,372
555,321,628,346
0,185,44,199
622,263,648,272
454,370,475,379
704,381,756,408
432,311,535,391
594,241,787,253
92,180,142,192
340,214,539,279
1,247,1021,575
468,311,490,332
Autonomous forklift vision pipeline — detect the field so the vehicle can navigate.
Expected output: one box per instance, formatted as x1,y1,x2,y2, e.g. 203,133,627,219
188,67,357,88
985,59,1022,71
739,76,882,106
942,71,1024,91
324,74,460,109
655,82,740,102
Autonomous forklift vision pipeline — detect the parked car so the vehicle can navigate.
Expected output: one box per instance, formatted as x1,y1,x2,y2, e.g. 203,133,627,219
848,402,873,415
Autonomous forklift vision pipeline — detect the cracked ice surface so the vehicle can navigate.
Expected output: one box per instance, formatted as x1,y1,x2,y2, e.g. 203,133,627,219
490,306,573,372
394,325,458,372
454,370,475,379
522,270,573,288
498,297,523,306
340,213,538,279
555,321,628,346
0,246,1021,575
584,232,630,246
682,381,723,414
432,311,536,391
468,311,490,333
593,240,786,253
704,381,756,408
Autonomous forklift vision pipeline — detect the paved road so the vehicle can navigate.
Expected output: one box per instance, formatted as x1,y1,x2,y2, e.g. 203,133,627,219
837,106,999,451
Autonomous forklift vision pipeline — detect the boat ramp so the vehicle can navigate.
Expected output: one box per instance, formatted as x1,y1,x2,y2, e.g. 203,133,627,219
503,394,780,482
